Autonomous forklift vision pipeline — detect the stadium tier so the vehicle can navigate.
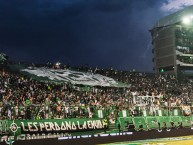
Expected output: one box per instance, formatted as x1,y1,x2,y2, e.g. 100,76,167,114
150,5,193,80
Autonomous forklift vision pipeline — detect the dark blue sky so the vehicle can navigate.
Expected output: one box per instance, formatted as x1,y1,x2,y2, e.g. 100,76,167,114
0,0,188,71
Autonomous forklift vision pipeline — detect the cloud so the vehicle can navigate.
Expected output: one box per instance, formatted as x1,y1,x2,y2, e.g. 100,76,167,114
161,0,193,13
0,0,160,71
93,0,131,13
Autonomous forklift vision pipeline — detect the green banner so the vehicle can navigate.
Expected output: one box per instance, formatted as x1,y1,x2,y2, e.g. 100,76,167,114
3,118,108,136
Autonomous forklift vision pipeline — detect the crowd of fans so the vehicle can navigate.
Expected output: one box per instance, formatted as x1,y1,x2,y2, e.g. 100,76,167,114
0,64,193,121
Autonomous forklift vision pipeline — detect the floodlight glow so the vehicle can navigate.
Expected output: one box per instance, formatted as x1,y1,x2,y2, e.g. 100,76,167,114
55,62,61,66
182,16,191,24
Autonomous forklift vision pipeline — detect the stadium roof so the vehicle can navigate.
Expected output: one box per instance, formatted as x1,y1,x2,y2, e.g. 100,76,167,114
153,5,193,28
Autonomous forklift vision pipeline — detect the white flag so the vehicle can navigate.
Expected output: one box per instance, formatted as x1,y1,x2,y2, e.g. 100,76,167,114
98,110,103,118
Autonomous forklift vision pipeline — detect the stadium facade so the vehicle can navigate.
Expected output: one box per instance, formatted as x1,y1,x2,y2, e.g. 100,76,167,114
150,6,193,79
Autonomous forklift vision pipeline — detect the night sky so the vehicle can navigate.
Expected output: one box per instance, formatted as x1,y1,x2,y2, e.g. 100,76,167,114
0,0,192,72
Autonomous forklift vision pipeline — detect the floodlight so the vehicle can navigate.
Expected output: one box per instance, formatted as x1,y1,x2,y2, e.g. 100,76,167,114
55,62,61,66
182,16,191,25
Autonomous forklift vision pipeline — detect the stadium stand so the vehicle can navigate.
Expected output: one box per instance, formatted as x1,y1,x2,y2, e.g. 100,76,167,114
0,61,193,142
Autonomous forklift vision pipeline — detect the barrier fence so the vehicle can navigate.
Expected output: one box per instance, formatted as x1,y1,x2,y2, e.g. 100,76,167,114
0,104,193,141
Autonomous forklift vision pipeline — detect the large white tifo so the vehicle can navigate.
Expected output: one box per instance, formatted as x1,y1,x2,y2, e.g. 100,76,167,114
21,67,129,87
